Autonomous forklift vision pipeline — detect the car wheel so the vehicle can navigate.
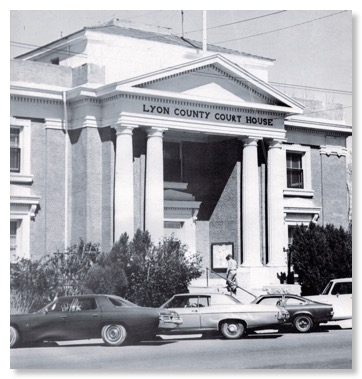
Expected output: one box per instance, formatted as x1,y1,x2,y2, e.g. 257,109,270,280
101,324,127,346
220,321,245,339
10,326,20,348
293,315,314,333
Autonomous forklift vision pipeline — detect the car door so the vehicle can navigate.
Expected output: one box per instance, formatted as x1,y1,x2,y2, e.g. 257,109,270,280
66,297,101,340
27,297,73,341
165,296,202,331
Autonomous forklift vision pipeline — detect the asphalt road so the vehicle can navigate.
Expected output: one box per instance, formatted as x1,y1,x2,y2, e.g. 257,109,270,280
10,327,352,370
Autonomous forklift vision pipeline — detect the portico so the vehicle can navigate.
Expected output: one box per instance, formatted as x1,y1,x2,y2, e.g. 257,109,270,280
104,54,304,286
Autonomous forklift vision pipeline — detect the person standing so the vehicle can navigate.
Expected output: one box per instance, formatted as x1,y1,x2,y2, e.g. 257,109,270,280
226,254,238,294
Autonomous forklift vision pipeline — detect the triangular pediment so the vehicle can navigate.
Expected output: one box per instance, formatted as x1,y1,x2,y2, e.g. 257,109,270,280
116,54,304,114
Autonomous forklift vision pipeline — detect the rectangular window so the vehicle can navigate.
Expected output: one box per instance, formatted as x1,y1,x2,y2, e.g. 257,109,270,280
286,152,304,189
164,221,184,229
10,221,18,262
10,128,21,173
164,141,182,182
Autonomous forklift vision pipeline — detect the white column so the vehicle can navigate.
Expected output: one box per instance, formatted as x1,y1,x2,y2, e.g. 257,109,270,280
145,127,165,242
267,139,286,267
242,137,261,266
114,124,134,240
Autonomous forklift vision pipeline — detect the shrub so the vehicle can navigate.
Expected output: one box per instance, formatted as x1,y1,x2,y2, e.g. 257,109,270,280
289,222,352,295
10,258,51,313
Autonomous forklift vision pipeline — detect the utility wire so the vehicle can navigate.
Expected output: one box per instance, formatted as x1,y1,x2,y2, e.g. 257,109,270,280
182,10,287,35
270,82,352,95
214,10,348,44
189,71,351,96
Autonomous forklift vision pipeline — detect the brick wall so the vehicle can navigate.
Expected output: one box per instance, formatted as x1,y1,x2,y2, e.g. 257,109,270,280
44,128,66,254
29,121,46,259
321,154,349,228
11,60,72,87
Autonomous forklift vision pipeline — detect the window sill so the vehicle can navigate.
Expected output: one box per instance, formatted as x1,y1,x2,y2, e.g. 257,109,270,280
283,189,314,198
10,173,34,184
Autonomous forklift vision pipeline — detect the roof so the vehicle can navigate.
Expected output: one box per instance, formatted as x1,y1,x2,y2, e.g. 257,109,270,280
15,18,274,63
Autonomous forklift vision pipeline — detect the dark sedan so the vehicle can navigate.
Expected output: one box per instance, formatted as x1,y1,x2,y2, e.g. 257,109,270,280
251,294,334,333
10,294,182,348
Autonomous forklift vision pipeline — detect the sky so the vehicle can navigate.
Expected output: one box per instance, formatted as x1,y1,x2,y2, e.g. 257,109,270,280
9,7,354,124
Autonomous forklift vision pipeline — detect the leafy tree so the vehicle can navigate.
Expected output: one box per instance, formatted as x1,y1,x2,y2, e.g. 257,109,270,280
289,222,352,295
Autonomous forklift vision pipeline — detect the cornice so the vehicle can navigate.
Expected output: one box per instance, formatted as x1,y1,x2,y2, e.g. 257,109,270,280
285,117,352,135
11,95,63,106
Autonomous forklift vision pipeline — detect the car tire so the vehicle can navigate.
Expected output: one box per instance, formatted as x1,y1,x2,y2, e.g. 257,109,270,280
293,315,314,333
220,321,245,339
101,324,127,346
10,326,20,348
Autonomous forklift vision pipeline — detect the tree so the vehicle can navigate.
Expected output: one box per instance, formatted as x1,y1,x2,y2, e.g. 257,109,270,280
289,222,352,295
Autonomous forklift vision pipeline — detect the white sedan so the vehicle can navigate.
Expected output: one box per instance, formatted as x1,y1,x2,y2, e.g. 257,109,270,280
160,293,289,339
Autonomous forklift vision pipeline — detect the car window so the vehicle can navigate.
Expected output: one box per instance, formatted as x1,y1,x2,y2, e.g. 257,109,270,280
49,298,73,312
72,298,97,311
257,297,280,306
332,282,352,295
284,298,306,305
164,296,207,308
108,297,129,307
198,297,209,307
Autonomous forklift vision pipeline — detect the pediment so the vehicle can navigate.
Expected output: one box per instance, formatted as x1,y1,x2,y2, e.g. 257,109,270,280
118,54,304,113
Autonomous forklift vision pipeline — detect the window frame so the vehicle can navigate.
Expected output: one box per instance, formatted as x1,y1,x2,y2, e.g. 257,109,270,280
163,140,183,183
10,117,32,183
283,144,313,197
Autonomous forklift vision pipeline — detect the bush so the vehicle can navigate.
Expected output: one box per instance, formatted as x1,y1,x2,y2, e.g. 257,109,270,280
86,230,203,307
10,258,51,313
289,222,352,295
126,232,203,307
10,240,102,313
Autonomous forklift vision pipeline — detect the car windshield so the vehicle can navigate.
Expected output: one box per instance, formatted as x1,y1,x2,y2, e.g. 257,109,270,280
322,281,333,295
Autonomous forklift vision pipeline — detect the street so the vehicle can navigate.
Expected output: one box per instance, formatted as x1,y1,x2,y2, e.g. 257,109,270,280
11,326,352,370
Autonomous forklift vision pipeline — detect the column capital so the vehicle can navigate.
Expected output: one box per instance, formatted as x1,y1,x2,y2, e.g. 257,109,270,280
267,139,285,149
147,127,168,138
113,124,135,136
241,137,260,147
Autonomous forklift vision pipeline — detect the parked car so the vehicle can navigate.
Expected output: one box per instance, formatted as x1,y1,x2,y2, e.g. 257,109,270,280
10,294,182,348
305,278,352,321
251,294,334,333
160,293,289,339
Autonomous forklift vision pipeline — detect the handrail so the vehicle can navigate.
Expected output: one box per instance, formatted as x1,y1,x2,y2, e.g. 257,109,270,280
206,267,257,299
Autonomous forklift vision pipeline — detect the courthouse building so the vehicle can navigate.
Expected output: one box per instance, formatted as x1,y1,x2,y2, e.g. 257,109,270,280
10,19,352,291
